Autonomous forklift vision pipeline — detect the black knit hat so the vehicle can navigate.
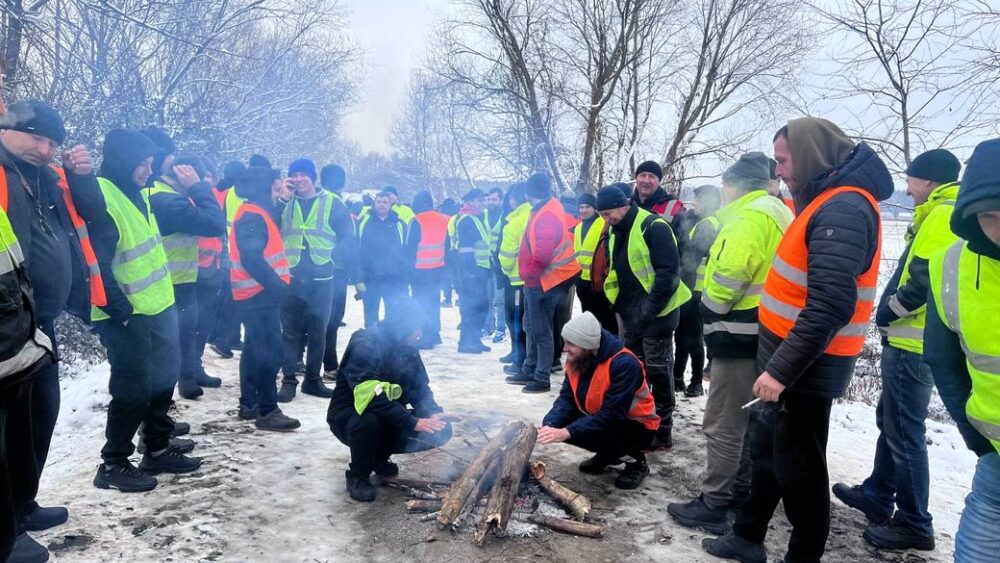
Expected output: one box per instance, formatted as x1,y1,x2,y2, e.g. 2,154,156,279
462,188,486,202
596,185,629,211
722,152,771,187
384,185,400,197
0,101,66,144
321,164,346,191
578,193,597,207
906,149,961,184
526,172,552,199
248,154,272,168
634,160,663,180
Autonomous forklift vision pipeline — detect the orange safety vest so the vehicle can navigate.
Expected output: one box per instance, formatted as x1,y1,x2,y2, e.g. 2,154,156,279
783,197,796,216
0,165,107,307
229,202,290,301
197,187,227,269
758,186,881,357
563,211,580,230
565,348,660,431
523,198,581,291
414,210,450,269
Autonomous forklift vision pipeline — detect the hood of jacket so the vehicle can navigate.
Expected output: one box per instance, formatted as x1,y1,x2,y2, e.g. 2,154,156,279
99,128,160,196
412,191,434,213
952,139,1000,260
594,329,626,363
799,142,894,210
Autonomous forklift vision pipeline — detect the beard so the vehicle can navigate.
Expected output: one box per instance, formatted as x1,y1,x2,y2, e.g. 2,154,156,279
567,352,599,379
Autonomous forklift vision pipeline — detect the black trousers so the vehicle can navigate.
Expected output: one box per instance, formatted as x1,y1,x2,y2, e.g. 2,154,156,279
576,279,618,335
331,410,453,475
95,308,180,465
624,335,675,437
411,268,443,345
503,283,526,368
280,277,335,382
362,279,405,328
673,294,705,386
733,394,833,563
211,269,241,347
458,267,490,347
566,419,655,461
174,283,199,383
239,302,281,416
195,268,224,369
27,321,59,513
323,273,349,372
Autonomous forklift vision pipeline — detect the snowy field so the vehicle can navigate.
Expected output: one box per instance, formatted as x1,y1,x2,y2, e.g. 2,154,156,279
32,284,978,563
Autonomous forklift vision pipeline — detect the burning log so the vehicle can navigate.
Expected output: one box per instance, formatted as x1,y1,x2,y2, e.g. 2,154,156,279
528,461,592,520
406,499,443,513
528,514,604,538
474,423,538,546
453,454,502,528
383,477,452,489
438,421,527,527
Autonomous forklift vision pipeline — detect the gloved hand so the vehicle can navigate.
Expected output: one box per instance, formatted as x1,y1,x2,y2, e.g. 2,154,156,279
874,302,899,328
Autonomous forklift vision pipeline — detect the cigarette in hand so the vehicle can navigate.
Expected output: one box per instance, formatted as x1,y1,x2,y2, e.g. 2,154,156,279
741,398,761,410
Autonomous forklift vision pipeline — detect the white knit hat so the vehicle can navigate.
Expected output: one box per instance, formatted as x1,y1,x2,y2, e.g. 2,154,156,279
561,312,602,350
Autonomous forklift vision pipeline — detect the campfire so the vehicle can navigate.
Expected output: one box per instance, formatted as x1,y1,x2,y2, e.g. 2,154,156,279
389,420,605,546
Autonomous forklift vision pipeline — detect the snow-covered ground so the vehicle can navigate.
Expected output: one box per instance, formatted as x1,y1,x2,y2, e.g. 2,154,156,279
33,290,976,562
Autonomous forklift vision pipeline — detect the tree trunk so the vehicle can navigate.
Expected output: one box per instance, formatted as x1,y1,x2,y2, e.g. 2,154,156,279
528,514,604,538
528,461,591,520
473,423,538,546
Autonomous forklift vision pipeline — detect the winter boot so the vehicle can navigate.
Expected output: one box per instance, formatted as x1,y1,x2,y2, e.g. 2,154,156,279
168,417,190,437
177,377,204,400
238,405,258,421
684,382,705,397
832,483,891,524
522,381,551,394
476,343,492,353
701,532,767,563
374,460,400,478
614,458,650,489
139,446,203,475
346,470,377,502
23,504,68,532
668,495,731,534
503,364,526,377
93,461,158,492
862,517,935,551
10,533,49,563
256,408,301,432
277,380,298,403
323,369,338,381
674,378,686,393
646,428,673,452
301,377,333,398
578,453,623,474
195,370,222,388
209,341,234,359
137,437,196,455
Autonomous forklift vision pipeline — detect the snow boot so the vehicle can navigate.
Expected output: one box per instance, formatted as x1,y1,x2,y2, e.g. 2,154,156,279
168,417,190,437
137,437,195,455
375,460,400,478
301,377,333,398
139,446,203,475
668,495,731,534
9,533,49,563
701,532,767,563
503,364,525,376
498,352,517,364
614,458,650,489
578,453,623,474
832,483,891,524
346,470,377,502
23,504,68,531
646,429,673,452
195,371,222,388
277,380,298,403
684,382,705,397
177,376,203,400
93,461,158,492
863,517,935,551
256,408,300,432
521,381,551,394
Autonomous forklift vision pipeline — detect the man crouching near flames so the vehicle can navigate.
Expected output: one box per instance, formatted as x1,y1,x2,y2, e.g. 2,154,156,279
536,312,660,489
327,297,457,502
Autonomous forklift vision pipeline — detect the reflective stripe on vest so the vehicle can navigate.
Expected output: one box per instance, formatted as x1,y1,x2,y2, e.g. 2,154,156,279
147,182,199,285
689,215,721,292
281,191,337,268
758,186,881,357
91,178,175,321
0,204,25,275
456,213,491,269
198,187,229,269
499,203,531,285
605,207,691,316
522,198,581,290
565,348,660,431
574,216,605,282
225,188,246,236
414,211,450,269
229,202,291,301
932,241,1000,453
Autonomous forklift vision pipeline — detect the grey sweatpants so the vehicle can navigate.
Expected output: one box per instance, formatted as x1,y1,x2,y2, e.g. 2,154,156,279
702,357,756,508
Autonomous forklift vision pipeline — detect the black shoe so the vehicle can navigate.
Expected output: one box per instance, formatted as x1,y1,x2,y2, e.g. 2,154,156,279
256,408,301,432
177,377,204,400
863,517,935,551
668,495,730,534
832,482,891,524
10,533,49,563
230,340,243,351
498,352,516,364
301,377,334,398
646,430,673,452
93,461,158,492
209,342,234,359
458,344,483,354
169,419,191,437
614,458,649,489
522,381,551,394
551,363,564,375
137,437,196,455
477,343,492,353
702,532,767,563
277,380,298,403
674,379,686,393
139,446,203,475
346,470,377,502
684,382,705,397
374,460,400,478
24,505,68,532
195,371,222,388
238,405,258,421
579,453,623,474
503,364,525,376
505,373,532,385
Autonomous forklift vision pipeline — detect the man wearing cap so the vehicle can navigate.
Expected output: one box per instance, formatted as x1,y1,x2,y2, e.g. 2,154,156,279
674,184,722,397
455,188,492,353
668,153,793,534
509,173,581,393
573,192,616,333
357,191,414,328
632,160,688,244
327,298,455,502
833,148,962,551
360,185,415,225
537,312,659,489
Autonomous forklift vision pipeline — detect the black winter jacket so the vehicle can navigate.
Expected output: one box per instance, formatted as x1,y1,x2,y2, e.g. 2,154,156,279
233,208,289,307
358,211,414,283
758,143,893,398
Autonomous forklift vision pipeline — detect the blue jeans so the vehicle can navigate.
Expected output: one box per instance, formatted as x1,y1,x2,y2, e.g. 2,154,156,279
483,275,507,334
523,285,567,384
956,452,1000,562
860,346,934,535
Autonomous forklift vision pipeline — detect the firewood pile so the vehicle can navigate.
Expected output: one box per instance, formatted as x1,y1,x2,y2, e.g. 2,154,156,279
389,420,605,546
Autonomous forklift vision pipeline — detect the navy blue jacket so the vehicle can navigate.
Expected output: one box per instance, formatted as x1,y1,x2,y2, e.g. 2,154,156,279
543,330,645,439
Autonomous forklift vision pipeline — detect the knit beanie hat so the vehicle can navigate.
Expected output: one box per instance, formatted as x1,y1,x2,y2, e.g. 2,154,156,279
249,154,272,169
906,149,961,184
722,152,771,188
0,101,66,144
320,164,346,191
412,190,434,213
596,185,629,211
561,312,602,350
288,158,317,183
578,193,597,207
526,172,552,199
634,160,663,180
463,188,487,202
